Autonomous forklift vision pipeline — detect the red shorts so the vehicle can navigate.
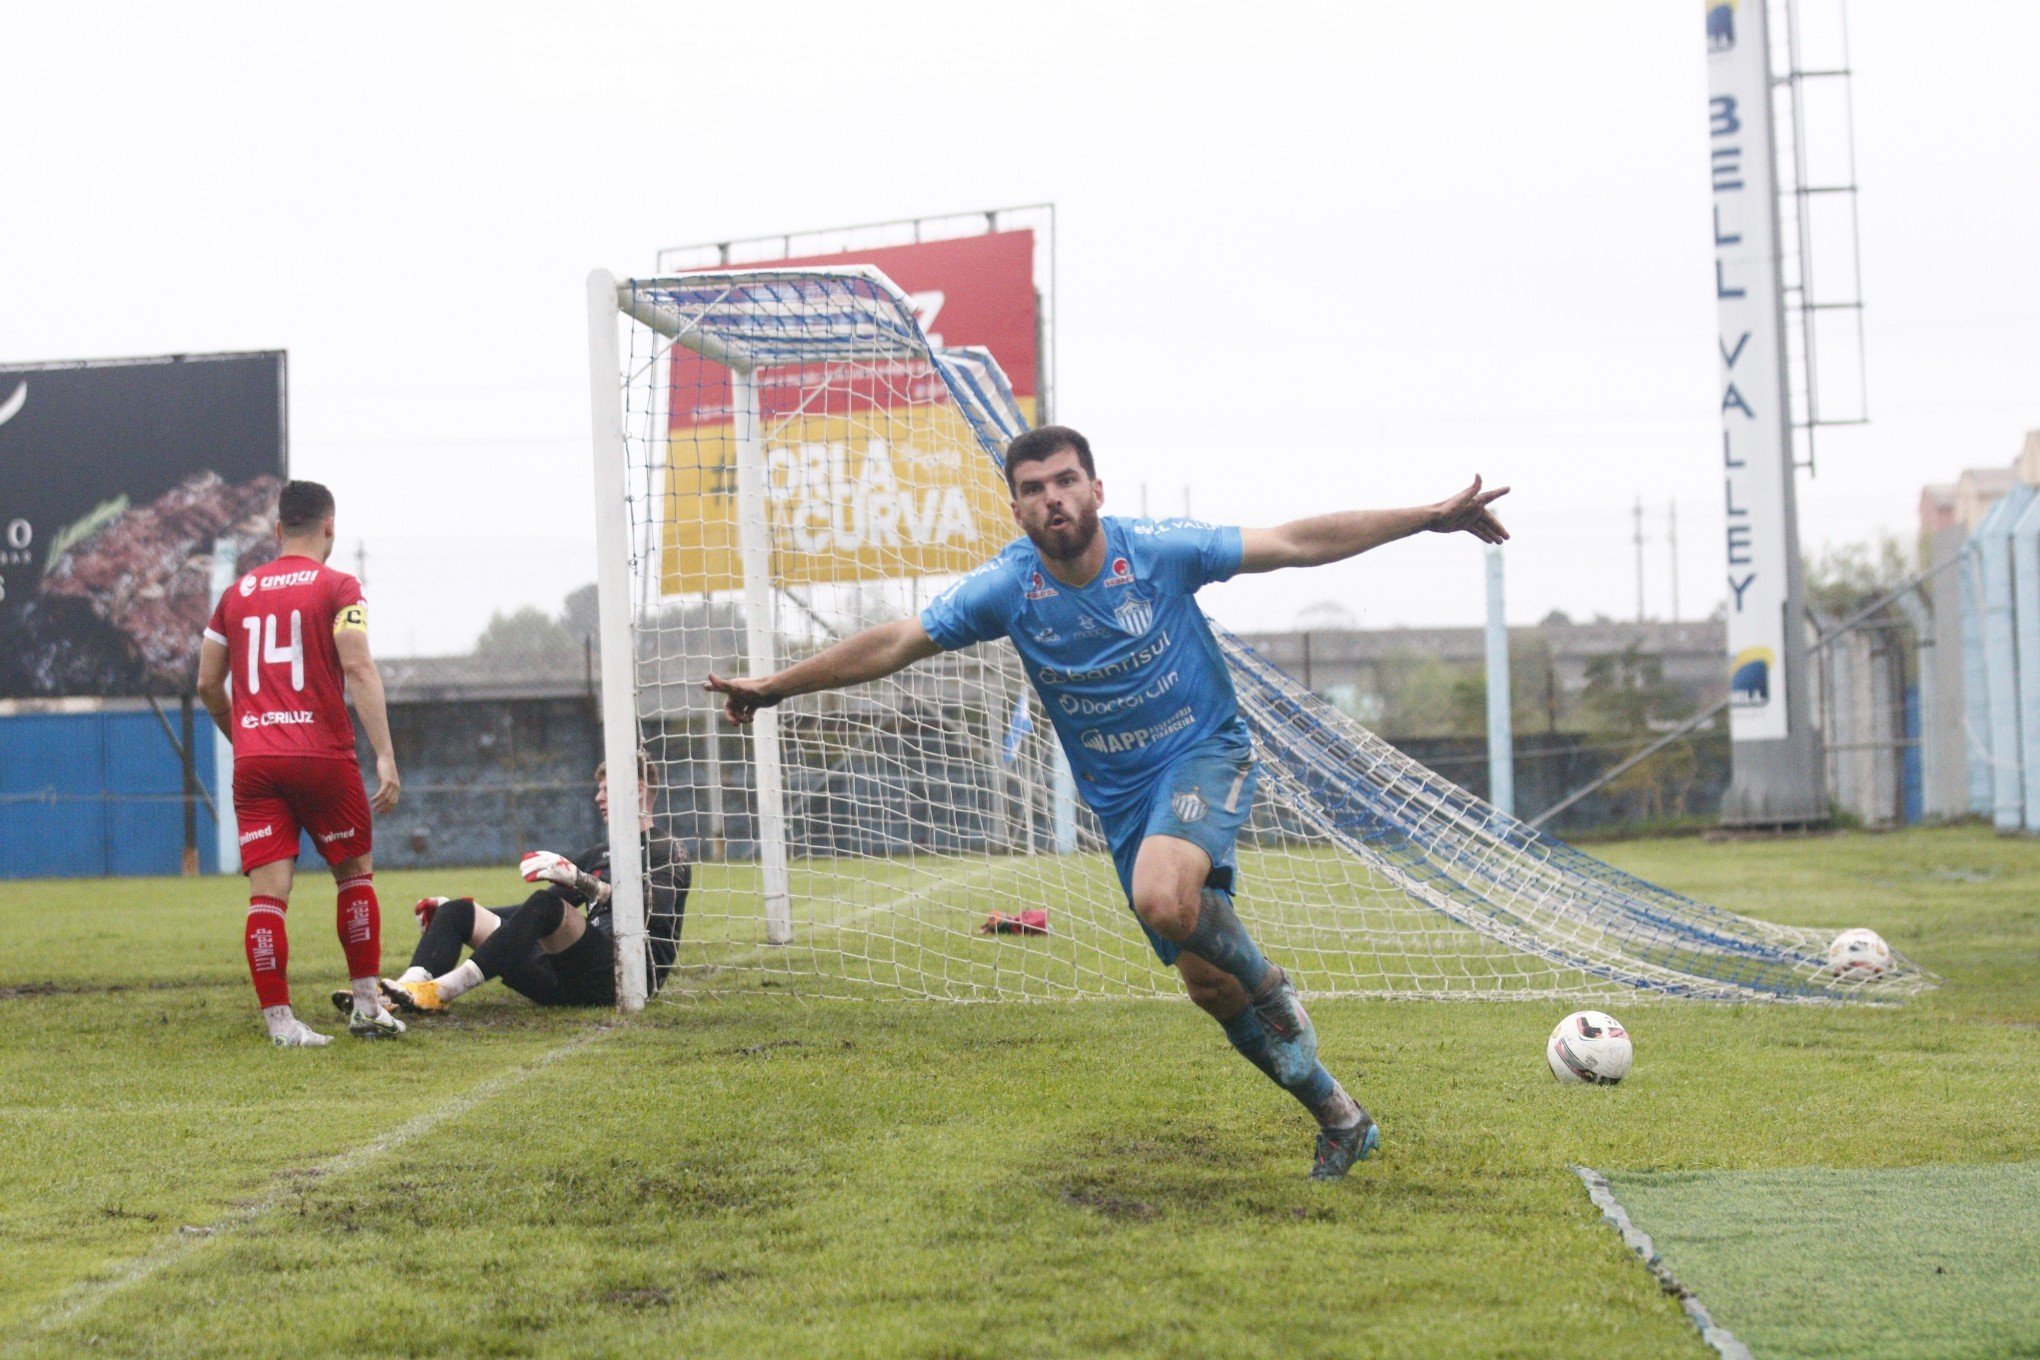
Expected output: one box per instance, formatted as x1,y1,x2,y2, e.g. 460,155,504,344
233,755,373,872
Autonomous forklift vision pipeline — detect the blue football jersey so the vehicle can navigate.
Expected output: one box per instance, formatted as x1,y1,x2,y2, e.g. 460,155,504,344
919,516,1249,811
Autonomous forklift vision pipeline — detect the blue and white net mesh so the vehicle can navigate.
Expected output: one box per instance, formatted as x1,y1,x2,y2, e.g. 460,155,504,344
608,268,1931,1004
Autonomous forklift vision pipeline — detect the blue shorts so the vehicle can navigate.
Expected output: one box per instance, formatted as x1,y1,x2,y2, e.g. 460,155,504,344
1097,739,1259,965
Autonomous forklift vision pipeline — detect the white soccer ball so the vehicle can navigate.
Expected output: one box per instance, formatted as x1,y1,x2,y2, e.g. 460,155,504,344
1826,927,1893,978
1546,1010,1633,1086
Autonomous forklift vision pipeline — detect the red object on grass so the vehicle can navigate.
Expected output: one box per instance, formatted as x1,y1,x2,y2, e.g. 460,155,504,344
980,909,1050,936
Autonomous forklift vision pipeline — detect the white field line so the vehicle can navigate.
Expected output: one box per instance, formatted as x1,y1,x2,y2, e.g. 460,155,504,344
1572,1165,1753,1360
11,1024,616,1347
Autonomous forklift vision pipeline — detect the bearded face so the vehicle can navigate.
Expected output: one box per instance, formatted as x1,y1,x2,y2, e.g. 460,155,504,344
1009,448,1104,564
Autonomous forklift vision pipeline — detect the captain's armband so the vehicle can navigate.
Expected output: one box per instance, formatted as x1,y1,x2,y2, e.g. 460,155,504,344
334,603,369,634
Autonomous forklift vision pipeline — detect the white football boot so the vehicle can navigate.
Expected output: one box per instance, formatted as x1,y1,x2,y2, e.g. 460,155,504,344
347,1006,407,1040
270,1017,334,1049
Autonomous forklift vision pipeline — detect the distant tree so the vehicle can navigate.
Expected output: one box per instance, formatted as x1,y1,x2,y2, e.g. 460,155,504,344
473,605,577,658
1295,599,1358,631
1578,643,1692,735
560,582,600,645
1575,643,1705,816
1804,531,1913,618
1373,651,1486,738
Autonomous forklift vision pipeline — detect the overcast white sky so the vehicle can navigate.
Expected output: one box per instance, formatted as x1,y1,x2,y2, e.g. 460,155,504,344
4,1,2034,654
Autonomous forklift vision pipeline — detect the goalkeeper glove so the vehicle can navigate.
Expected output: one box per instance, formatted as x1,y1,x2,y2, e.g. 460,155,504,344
521,850,598,901
519,850,577,887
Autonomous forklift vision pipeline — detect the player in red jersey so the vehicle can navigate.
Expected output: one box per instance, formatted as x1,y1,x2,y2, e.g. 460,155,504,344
196,480,407,1047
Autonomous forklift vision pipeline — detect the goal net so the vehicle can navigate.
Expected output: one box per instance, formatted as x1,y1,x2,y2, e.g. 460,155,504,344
587,266,1933,1009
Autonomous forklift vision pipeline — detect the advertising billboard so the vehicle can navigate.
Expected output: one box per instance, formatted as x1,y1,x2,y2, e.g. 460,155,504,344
661,229,1039,595
1706,0,1794,741
0,351,288,698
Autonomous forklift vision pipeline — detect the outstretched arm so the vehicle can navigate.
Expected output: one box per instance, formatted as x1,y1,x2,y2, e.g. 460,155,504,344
1236,476,1510,574
706,617,943,725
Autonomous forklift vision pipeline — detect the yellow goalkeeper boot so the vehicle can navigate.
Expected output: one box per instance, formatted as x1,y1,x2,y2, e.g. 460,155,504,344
379,977,447,1014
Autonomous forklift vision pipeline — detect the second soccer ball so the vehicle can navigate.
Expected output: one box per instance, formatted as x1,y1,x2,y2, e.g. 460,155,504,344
1546,1010,1633,1085
1825,927,1893,978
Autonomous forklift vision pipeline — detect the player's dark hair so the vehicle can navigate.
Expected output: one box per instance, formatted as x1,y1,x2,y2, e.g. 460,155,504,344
277,480,336,534
1003,425,1095,492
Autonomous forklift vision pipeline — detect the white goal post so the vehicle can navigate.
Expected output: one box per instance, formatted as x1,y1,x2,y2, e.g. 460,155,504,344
586,264,1932,1013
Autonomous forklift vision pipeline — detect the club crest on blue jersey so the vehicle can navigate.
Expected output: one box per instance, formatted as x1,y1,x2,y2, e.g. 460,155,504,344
1113,597,1154,635
1024,571,1057,601
1103,556,1134,587
1171,789,1208,823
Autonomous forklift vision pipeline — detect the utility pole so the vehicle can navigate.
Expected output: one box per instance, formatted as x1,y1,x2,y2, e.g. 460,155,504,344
355,541,368,589
1668,499,1681,623
1632,495,1646,623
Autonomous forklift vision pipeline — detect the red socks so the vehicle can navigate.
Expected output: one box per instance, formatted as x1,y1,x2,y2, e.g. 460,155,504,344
337,874,381,981
245,896,290,1009
244,878,379,1010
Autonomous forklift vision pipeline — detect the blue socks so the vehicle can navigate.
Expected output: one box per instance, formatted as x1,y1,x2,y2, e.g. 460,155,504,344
1180,888,1271,994
1221,1007,1343,1120
1192,889,1360,1128
1220,1006,1285,1083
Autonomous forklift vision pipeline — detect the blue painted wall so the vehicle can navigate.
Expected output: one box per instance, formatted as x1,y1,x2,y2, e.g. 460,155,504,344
0,709,221,878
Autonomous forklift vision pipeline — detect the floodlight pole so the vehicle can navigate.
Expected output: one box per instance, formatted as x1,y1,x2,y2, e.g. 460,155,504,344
1484,547,1514,818
586,270,650,1013
209,537,240,875
731,361,793,944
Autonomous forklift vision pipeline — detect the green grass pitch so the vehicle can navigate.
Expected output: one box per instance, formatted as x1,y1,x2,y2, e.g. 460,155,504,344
0,827,2034,1359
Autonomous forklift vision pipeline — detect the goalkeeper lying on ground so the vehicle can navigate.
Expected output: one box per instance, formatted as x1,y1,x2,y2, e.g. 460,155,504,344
343,756,688,1013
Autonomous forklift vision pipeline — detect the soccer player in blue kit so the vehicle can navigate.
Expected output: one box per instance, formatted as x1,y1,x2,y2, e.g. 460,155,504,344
707,426,1508,1179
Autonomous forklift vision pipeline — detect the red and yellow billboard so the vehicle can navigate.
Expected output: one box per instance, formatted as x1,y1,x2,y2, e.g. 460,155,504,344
662,230,1039,594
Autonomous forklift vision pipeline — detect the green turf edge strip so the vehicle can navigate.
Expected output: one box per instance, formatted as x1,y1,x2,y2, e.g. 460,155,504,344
2,1024,618,1355
1572,1165,1752,1360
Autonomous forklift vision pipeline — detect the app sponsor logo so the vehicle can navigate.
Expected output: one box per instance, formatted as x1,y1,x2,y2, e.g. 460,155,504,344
239,574,258,597
317,827,356,844
1078,704,1198,755
239,825,274,845
1056,668,1180,717
1113,597,1154,635
1037,630,1172,687
261,569,319,590
1024,570,1057,601
1073,614,1109,638
1171,789,1207,824
1103,556,1134,587
241,709,317,729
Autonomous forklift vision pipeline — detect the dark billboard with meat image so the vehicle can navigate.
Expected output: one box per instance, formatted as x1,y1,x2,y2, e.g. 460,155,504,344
0,353,287,698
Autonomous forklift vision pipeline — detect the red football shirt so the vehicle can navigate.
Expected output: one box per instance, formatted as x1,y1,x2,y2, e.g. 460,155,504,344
203,555,364,760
